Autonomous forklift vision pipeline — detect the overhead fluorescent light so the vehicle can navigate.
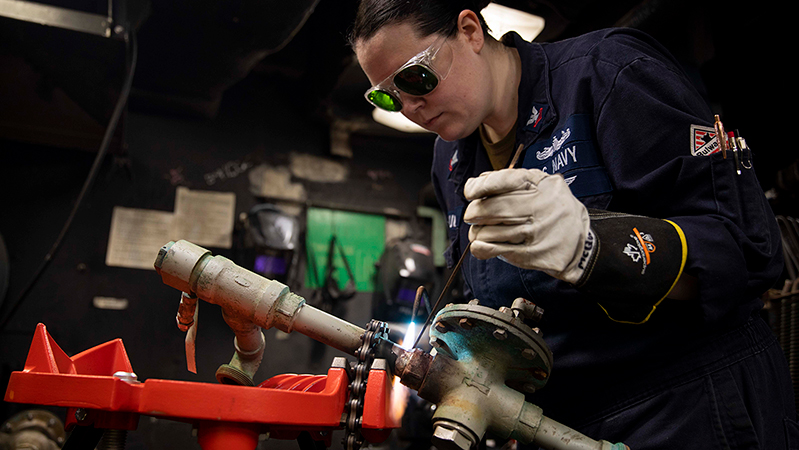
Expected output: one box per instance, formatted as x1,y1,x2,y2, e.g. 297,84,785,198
0,0,118,38
482,2,545,42
370,2,544,133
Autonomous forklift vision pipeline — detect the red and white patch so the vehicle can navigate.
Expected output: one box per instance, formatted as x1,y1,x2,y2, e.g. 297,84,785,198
691,124,720,156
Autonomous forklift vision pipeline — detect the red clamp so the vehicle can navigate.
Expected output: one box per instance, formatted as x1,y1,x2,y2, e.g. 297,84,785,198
5,324,399,449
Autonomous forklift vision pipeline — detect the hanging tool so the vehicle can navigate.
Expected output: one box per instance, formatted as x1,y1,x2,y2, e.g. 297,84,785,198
176,291,199,373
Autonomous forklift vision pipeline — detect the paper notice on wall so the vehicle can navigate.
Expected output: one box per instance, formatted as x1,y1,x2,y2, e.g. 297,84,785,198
106,206,175,270
106,188,236,269
170,187,236,249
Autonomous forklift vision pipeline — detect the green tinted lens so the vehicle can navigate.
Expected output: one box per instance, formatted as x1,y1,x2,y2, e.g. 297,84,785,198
394,64,438,96
368,89,403,112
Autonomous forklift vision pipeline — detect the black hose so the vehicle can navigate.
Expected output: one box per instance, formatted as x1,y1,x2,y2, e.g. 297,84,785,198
0,32,138,332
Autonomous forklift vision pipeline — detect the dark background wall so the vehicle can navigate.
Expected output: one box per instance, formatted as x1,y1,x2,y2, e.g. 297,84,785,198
0,59,437,450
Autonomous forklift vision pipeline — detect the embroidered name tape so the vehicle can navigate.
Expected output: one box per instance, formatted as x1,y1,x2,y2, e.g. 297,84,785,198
521,114,612,198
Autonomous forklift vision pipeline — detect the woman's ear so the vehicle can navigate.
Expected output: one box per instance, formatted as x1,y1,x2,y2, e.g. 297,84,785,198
457,9,485,53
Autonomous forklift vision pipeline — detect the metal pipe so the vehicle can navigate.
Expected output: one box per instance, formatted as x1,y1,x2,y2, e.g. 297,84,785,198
534,416,626,450
409,351,626,450
222,309,264,355
291,305,365,355
155,241,365,358
217,308,266,385
398,303,627,450
155,241,628,450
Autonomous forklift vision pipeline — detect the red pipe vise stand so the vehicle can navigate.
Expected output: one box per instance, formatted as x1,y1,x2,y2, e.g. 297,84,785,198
4,324,399,450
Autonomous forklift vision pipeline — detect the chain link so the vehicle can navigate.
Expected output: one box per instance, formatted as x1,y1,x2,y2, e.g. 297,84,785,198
343,319,387,450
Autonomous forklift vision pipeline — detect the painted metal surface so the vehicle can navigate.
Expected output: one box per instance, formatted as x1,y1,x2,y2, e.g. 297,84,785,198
430,303,553,395
4,323,399,449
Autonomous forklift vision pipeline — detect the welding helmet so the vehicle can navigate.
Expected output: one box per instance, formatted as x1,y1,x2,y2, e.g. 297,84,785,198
246,204,300,283
373,238,436,324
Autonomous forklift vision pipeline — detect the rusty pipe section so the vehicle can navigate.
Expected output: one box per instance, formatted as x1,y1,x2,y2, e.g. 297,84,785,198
154,240,366,357
391,303,628,450
217,308,265,385
396,352,626,450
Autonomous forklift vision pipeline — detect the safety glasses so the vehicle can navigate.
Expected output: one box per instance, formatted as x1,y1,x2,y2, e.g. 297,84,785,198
364,34,453,112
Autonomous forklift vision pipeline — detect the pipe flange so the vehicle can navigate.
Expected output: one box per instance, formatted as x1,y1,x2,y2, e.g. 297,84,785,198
430,303,553,393
0,409,66,449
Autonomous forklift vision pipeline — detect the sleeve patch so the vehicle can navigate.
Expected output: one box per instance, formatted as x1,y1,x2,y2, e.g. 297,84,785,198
622,227,657,274
579,212,688,324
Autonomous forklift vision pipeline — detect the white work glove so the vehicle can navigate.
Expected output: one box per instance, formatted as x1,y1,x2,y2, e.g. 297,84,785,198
463,168,593,284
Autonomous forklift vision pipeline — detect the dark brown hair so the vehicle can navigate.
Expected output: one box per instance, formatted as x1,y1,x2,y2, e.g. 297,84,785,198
349,0,491,48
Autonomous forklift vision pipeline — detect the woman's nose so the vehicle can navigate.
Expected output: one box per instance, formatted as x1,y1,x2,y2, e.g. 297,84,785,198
401,94,425,113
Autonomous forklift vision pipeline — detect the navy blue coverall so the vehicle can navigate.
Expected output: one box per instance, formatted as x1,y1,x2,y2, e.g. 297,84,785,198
431,28,798,449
